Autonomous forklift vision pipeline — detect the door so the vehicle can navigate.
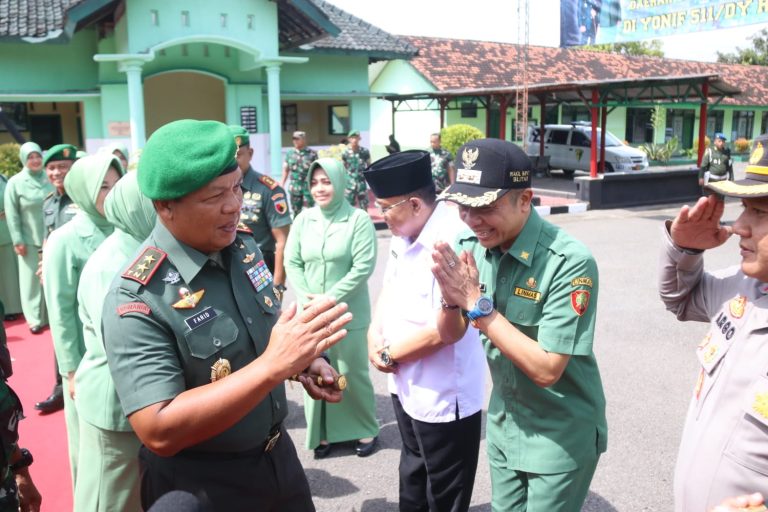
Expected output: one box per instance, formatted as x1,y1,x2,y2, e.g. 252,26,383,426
29,115,62,150
546,129,570,169
569,130,592,171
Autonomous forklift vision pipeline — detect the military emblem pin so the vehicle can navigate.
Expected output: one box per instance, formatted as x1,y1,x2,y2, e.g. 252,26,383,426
210,358,231,383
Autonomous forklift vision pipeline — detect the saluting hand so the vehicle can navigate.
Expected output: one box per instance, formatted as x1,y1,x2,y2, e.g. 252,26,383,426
671,195,732,251
265,295,352,381
431,241,482,311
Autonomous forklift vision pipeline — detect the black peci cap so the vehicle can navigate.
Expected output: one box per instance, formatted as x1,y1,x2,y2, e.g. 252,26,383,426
364,150,433,199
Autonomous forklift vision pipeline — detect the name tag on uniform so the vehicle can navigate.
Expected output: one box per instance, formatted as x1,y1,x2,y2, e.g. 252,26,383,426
185,307,218,331
246,260,272,293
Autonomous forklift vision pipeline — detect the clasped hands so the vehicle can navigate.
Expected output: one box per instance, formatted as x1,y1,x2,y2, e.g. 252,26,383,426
267,294,352,403
430,241,482,311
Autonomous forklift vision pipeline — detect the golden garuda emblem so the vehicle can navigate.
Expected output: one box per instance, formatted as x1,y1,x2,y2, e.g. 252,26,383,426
462,147,479,169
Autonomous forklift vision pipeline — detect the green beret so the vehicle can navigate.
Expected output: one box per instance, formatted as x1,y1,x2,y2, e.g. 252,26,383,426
347,130,360,138
138,120,238,200
43,144,78,166
229,125,250,147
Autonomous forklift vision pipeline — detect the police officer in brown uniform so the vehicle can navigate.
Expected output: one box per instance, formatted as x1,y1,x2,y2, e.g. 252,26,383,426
102,120,351,512
660,134,768,511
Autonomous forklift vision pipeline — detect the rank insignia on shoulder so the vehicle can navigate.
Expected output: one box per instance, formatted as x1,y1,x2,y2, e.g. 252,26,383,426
122,246,167,286
729,295,747,319
274,197,288,215
259,175,278,190
172,287,205,309
236,222,253,234
210,358,231,383
162,270,181,285
571,277,593,288
117,302,151,317
571,290,590,316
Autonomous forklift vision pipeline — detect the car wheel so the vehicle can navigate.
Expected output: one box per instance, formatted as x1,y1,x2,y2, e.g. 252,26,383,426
562,169,575,178
604,163,615,173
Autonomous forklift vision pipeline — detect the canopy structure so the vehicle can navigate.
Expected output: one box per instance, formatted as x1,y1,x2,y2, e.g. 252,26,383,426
379,73,741,175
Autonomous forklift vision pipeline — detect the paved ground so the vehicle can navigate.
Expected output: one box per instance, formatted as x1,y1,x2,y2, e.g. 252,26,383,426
281,193,745,512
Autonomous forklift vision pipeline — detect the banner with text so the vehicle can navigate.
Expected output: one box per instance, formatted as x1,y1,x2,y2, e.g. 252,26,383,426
560,0,768,47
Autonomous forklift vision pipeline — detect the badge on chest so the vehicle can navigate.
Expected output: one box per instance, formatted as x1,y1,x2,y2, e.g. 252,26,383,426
246,260,273,293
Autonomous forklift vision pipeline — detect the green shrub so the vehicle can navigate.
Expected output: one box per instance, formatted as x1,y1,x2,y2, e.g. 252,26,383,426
0,143,22,178
317,143,346,161
440,124,484,156
639,137,678,164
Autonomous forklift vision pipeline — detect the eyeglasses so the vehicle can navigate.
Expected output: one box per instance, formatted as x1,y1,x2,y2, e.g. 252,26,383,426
375,198,411,215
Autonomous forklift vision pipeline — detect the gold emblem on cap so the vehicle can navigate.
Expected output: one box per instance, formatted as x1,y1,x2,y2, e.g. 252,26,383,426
172,287,205,309
62,148,71,158
753,391,768,419
235,136,242,146
462,147,479,169
264,296,273,308
526,277,537,289
750,142,764,165
210,358,231,382
243,253,255,264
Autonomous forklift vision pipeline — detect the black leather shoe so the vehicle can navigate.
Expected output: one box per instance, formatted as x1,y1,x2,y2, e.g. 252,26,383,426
355,437,378,458
3,315,19,321
35,388,64,414
313,443,332,459
29,325,44,335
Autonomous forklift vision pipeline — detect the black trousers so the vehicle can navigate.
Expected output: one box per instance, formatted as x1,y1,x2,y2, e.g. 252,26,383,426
391,394,481,512
138,428,314,512
262,250,275,274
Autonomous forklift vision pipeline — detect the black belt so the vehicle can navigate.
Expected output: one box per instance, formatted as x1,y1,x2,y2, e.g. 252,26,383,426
175,424,282,461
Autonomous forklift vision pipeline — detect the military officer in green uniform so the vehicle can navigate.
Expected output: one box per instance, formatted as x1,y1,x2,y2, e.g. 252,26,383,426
342,130,371,210
0,173,22,321
428,133,455,193
431,139,607,512
230,126,291,291
4,142,51,326
35,144,80,415
102,120,352,512
281,130,318,216
698,132,733,195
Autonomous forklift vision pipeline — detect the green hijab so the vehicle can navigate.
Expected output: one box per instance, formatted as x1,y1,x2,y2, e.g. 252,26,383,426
64,153,124,229
102,143,129,168
19,142,45,179
104,171,156,242
307,158,352,220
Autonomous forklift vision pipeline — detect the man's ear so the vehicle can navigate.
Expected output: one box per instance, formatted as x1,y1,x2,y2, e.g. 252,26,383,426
519,189,534,212
154,199,174,222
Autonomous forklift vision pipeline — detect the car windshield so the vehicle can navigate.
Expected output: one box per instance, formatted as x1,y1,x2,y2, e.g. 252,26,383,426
584,129,622,147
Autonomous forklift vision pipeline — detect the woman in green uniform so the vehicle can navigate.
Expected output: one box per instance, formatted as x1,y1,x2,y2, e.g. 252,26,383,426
42,153,123,492
285,157,379,458
74,171,152,512
3,142,51,330
0,172,22,320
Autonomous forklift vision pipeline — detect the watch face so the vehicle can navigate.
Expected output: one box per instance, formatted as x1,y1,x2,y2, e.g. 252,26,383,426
380,351,391,366
478,296,494,314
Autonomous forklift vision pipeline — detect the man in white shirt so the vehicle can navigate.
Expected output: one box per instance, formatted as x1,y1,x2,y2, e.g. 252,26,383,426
364,150,486,512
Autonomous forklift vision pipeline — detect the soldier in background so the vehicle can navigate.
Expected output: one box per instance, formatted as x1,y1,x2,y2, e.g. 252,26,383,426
342,130,371,211
281,131,318,217
428,133,455,193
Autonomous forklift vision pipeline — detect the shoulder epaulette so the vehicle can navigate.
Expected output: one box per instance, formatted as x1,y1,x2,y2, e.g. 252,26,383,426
258,175,278,190
237,222,253,234
121,246,167,286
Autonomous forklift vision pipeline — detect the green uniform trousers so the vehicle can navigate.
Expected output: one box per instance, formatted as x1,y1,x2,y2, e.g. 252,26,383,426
64,386,79,492
0,245,21,315
303,327,379,449
489,455,600,512
74,417,141,512
16,248,45,326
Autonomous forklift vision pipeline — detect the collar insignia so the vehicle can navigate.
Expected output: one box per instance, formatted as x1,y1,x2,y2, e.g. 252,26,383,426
729,295,747,319
162,270,180,285
520,251,530,260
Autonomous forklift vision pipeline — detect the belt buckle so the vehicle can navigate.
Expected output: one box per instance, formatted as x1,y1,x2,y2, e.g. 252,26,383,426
264,430,281,453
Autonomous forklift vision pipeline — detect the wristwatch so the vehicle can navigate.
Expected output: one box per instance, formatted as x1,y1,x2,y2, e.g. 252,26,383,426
465,296,494,327
379,346,396,368
10,448,33,472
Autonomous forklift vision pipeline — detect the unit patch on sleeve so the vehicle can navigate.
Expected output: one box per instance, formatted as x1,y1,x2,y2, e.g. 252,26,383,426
121,246,167,285
117,302,151,317
571,277,593,288
571,290,590,316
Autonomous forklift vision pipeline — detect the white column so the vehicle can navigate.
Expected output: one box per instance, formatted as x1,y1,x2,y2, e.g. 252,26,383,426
265,63,282,175
118,60,147,154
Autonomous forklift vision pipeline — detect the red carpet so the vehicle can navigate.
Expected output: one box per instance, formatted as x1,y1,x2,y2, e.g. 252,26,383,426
4,317,72,511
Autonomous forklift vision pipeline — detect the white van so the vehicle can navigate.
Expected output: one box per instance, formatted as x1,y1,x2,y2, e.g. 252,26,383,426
527,123,649,177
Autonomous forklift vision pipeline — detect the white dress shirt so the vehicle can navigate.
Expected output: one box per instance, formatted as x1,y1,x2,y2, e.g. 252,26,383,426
382,201,486,423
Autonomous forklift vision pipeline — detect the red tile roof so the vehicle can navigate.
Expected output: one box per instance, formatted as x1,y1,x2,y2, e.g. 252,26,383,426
401,36,765,106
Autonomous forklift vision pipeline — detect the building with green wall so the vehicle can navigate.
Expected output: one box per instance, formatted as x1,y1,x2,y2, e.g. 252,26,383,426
0,0,415,175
